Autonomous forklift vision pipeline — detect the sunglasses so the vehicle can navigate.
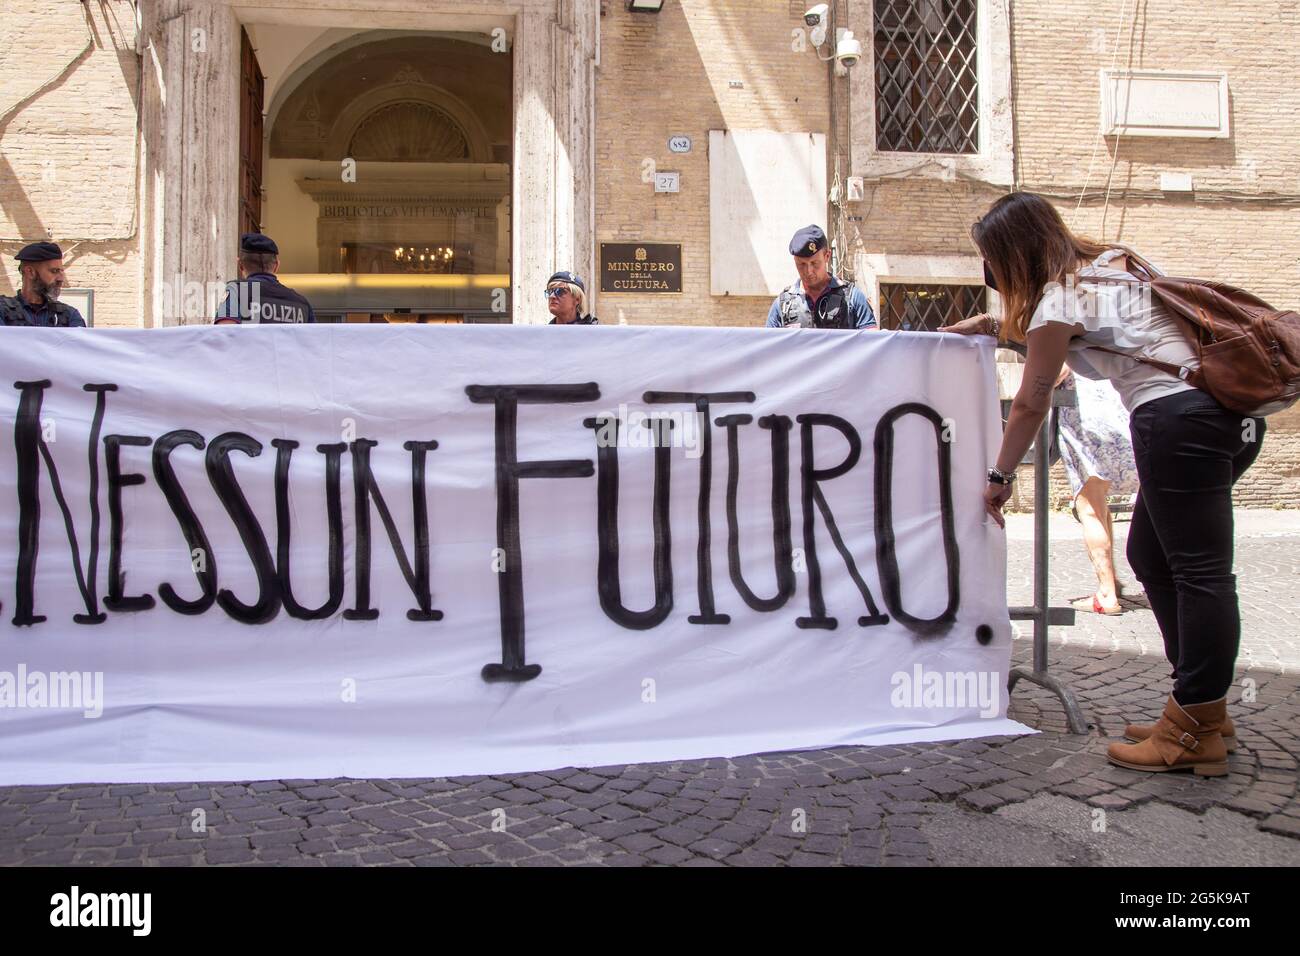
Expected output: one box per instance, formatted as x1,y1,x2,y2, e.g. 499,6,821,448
544,286,571,299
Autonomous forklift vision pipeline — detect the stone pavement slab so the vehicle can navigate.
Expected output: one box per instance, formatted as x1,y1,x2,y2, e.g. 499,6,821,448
1,509,1297,866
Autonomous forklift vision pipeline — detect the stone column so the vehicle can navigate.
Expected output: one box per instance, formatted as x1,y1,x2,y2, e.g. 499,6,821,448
511,9,555,325
563,0,599,315
140,1,241,326
511,1,597,324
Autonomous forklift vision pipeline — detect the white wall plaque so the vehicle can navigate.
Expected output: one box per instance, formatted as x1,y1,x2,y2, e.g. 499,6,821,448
653,171,681,193
59,288,95,327
1100,69,1230,138
668,135,692,153
709,129,827,297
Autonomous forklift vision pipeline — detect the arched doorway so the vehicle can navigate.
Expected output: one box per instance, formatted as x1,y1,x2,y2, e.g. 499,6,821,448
258,33,512,323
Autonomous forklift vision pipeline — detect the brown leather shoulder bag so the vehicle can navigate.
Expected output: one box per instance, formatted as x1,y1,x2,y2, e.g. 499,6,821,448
1081,252,1300,417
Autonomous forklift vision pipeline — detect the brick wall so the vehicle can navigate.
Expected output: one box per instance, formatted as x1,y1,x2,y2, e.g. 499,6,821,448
3,1,1296,504
1005,0,1300,314
1006,0,1300,509
1011,0,1300,198
0,0,141,327
594,0,831,327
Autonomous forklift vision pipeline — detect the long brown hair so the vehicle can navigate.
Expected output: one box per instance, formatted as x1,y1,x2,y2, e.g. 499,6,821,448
971,193,1114,340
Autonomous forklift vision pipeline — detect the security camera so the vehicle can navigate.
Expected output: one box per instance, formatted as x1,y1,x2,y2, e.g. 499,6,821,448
804,4,828,27
836,30,862,69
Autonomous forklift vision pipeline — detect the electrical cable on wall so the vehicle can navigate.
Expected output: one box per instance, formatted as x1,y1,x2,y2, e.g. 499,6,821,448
826,0,856,282
826,0,841,275
1071,0,1132,229
1,0,141,245
1097,1,1147,240
0,6,94,138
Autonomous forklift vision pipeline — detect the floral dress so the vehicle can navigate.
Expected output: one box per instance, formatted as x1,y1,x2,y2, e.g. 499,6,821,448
1055,371,1140,500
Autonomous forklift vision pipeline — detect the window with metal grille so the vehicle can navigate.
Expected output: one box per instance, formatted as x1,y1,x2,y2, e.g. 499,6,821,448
878,283,986,332
875,0,980,154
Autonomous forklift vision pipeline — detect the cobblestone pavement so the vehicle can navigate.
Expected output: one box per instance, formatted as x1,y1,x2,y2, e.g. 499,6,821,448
2,511,1298,867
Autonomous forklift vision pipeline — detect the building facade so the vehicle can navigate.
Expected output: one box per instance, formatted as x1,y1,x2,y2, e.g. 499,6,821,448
2,0,1298,504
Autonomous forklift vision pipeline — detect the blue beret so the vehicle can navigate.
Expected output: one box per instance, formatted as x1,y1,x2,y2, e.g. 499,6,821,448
15,242,63,263
240,233,279,256
547,270,585,292
789,225,827,258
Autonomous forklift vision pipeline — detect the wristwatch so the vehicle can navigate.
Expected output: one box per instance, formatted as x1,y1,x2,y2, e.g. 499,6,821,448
987,467,1016,486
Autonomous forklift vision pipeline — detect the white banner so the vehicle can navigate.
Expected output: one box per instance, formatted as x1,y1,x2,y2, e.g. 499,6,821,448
0,325,1027,785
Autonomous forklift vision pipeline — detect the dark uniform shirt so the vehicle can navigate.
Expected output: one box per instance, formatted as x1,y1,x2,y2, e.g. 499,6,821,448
0,295,86,328
548,314,599,325
765,276,875,330
216,273,315,324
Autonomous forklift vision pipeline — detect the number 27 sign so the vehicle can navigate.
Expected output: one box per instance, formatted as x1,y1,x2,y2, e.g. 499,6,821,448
654,171,681,193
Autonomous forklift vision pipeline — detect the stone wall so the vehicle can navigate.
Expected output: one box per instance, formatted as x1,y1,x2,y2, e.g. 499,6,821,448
0,0,140,327
594,0,831,327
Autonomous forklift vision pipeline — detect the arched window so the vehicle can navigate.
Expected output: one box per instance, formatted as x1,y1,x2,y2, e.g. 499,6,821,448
347,102,471,162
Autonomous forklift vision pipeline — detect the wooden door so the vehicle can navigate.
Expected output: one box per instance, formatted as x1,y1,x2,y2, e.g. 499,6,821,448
239,28,265,235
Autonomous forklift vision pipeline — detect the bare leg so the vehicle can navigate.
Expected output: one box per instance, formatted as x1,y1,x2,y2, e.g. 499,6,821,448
1075,477,1120,611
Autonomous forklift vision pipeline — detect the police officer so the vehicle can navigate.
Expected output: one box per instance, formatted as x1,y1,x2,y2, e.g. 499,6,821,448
765,225,875,330
546,271,598,325
0,242,87,327
215,233,316,324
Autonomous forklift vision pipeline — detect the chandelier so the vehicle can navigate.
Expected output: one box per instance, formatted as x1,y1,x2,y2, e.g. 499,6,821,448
394,244,455,274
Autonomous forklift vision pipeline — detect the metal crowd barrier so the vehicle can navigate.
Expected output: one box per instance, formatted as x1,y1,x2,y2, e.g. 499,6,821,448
999,348,1088,733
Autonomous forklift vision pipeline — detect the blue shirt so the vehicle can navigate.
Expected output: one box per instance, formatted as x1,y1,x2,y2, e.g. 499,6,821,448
765,276,875,329
0,295,86,327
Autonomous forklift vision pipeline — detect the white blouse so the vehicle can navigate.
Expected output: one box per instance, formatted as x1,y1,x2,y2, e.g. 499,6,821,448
1026,249,1197,413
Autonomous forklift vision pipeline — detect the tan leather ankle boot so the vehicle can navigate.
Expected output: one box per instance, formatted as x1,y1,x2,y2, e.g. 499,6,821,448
1107,695,1229,776
1124,714,1237,752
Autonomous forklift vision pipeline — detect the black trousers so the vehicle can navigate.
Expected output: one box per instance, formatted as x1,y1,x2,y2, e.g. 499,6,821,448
1126,389,1265,704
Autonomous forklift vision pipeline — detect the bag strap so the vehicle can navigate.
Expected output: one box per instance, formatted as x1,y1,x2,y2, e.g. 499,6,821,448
1080,343,1192,380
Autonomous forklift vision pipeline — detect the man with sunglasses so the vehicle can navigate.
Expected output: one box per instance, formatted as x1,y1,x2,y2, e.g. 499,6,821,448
545,271,598,325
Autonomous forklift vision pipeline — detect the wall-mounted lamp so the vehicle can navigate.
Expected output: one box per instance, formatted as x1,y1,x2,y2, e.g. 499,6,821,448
627,0,666,12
